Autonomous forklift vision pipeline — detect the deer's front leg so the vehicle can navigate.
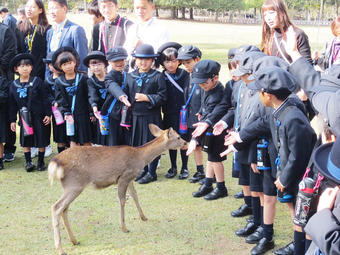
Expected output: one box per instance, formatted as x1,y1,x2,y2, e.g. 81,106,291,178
117,180,129,233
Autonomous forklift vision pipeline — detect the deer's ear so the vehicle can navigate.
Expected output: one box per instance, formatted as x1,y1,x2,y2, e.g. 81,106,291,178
149,124,162,137
168,127,174,138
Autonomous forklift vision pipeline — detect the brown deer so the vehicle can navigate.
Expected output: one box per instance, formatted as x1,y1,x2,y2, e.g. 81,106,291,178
48,124,186,255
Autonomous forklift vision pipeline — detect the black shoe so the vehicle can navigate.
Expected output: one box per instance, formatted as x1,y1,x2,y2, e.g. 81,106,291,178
273,242,294,255
37,162,46,171
4,152,15,162
204,187,228,200
165,168,177,178
178,168,189,179
231,204,252,217
198,178,205,185
234,190,244,199
246,215,254,223
189,171,205,183
135,169,147,182
192,184,213,197
245,226,264,244
235,222,258,237
138,173,157,184
250,237,274,255
25,162,35,172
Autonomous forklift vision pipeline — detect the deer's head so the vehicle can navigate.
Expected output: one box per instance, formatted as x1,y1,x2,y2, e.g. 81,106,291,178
149,124,186,150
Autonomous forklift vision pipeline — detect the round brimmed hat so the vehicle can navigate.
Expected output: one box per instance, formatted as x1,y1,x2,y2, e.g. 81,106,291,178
106,46,128,62
10,53,35,72
157,42,182,55
177,45,202,60
52,47,80,72
191,59,221,84
313,139,340,184
83,51,108,67
131,44,159,58
43,51,54,64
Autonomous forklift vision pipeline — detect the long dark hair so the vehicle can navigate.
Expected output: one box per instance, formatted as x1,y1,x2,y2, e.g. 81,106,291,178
260,0,293,55
18,0,49,35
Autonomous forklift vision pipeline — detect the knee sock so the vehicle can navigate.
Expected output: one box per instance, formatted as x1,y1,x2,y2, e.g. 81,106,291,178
260,206,264,227
204,177,213,187
38,151,45,165
263,224,274,240
294,231,306,255
169,150,177,169
244,195,252,208
180,149,188,170
148,156,160,176
216,181,227,191
197,164,204,173
57,146,65,153
305,239,312,252
24,152,31,163
252,197,261,227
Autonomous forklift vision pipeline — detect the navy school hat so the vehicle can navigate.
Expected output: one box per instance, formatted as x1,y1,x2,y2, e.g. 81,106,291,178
232,51,266,77
177,45,202,60
43,51,54,64
248,56,289,80
228,48,237,60
52,47,80,72
157,42,182,55
320,65,340,87
234,45,261,61
106,46,128,62
131,44,159,58
313,138,340,185
83,51,108,67
191,59,221,84
10,53,35,72
248,66,297,95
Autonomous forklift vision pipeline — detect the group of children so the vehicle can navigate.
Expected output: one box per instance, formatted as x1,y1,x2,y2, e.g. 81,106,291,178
0,37,333,255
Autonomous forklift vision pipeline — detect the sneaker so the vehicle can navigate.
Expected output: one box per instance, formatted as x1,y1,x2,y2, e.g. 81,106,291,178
4,152,15,162
44,145,53,157
31,147,38,158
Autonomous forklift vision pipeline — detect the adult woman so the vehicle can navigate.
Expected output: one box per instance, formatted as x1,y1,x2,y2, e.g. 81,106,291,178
17,0,50,80
260,0,312,64
314,16,340,70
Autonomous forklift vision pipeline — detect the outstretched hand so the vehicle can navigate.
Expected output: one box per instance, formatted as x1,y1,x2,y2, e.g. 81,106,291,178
281,25,301,61
224,131,238,146
192,122,209,138
213,120,226,135
186,140,197,156
220,146,234,157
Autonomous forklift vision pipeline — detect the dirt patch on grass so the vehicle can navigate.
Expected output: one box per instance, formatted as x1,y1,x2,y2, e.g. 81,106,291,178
200,235,252,255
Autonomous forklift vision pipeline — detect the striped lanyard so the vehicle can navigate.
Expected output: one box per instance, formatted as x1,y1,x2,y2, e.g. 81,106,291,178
100,16,122,54
26,25,37,52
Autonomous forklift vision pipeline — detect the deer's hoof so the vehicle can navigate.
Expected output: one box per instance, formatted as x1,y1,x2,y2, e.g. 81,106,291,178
61,253,68,255
72,240,79,245
122,227,130,233
141,216,148,221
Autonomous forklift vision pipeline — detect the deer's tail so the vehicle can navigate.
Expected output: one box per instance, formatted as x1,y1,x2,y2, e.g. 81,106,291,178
48,159,65,186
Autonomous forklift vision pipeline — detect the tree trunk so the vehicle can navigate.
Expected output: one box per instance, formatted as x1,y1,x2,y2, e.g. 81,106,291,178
254,8,256,18
336,0,339,16
171,7,176,19
319,0,325,20
215,9,219,22
176,8,179,19
190,8,194,20
155,7,159,17
181,7,185,19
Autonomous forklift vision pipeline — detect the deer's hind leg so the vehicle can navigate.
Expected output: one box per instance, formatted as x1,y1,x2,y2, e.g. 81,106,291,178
62,207,79,245
128,181,147,221
117,178,130,233
51,188,83,255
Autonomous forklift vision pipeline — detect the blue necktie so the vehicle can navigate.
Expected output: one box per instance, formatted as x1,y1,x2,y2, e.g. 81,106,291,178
99,88,107,99
17,87,27,98
135,73,149,87
66,85,77,96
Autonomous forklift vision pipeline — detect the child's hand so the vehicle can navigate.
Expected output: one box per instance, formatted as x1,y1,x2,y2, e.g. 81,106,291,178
224,131,238,146
213,120,227,135
90,116,97,122
186,140,197,156
317,186,339,212
119,96,131,107
54,102,58,108
43,116,51,125
10,122,16,132
251,163,260,174
274,178,285,192
220,145,234,157
196,113,202,121
92,107,101,120
192,122,209,138
135,93,150,102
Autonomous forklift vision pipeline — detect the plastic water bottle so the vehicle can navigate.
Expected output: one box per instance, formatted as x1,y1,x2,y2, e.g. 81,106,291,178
52,106,65,125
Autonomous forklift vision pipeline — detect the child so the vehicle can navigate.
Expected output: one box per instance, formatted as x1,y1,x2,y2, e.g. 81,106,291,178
126,43,167,184
8,53,51,171
0,74,10,170
52,47,92,147
187,60,228,200
84,51,109,145
234,66,316,255
157,42,190,179
104,46,131,146
177,45,205,183
44,51,68,153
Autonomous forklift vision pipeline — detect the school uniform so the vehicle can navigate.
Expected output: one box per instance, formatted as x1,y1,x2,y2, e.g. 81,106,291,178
0,77,10,143
54,73,92,144
8,76,51,148
104,69,131,146
45,74,67,144
162,68,189,133
91,15,133,53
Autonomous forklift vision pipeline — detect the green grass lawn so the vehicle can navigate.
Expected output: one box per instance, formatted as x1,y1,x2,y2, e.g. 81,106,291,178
0,16,330,255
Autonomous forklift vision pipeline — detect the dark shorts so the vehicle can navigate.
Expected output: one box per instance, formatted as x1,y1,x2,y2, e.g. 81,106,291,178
250,168,263,192
181,128,194,143
238,163,250,186
206,132,226,162
262,170,277,196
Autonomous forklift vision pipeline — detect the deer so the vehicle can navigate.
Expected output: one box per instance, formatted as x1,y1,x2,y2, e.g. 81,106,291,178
48,124,186,255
